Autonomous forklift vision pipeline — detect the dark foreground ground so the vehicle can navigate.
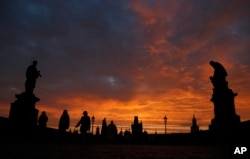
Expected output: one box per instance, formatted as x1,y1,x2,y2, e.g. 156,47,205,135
0,144,229,159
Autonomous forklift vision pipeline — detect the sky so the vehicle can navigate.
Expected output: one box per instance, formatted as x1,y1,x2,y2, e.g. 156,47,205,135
0,0,250,133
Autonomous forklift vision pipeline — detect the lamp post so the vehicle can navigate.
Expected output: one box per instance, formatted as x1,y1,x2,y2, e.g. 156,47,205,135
91,115,95,134
164,115,167,134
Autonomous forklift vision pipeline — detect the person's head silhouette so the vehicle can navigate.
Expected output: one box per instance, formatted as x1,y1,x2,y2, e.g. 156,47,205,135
63,109,68,115
83,111,88,116
33,60,38,66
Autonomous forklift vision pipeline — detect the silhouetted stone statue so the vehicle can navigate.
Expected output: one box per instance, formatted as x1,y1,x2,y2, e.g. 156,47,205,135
208,61,240,133
210,61,227,77
209,61,228,89
58,110,70,132
38,111,48,128
75,111,90,134
25,60,42,93
9,61,41,133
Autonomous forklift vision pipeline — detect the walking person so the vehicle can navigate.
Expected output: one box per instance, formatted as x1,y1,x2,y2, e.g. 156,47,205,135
75,111,91,143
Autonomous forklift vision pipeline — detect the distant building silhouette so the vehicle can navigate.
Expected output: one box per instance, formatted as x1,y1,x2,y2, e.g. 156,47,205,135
123,129,132,142
131,116,143,142
190,115,199,133
124,129,131,136
131,116,143,136
208,61,240,133
58,110,70,132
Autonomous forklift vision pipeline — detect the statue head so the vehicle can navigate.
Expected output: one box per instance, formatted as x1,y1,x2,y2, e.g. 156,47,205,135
209,60,227,77
33,60,38,66
209,61,216,67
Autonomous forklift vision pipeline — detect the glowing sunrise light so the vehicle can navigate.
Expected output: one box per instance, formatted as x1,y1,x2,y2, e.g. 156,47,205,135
0,0,250,134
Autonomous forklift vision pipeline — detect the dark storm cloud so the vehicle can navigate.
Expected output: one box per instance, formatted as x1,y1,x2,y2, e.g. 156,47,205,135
0,0,142,102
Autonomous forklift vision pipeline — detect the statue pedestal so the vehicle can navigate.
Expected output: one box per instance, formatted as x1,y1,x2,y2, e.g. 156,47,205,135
9,92,39,131
209,81,241,133
209,114,240,133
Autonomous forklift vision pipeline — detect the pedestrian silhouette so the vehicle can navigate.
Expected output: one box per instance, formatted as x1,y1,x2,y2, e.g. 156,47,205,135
58,110,70,132
75,111,90,134
38,111,48,128
25,60,42,93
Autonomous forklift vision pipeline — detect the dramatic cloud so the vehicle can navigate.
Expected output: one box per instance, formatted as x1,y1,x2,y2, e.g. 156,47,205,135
0,0,250,133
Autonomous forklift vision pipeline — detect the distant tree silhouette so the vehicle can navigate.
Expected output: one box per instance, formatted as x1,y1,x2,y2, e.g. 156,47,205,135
38,111,48,128
25,60,42,93
75,111,90,134
58,110,70,132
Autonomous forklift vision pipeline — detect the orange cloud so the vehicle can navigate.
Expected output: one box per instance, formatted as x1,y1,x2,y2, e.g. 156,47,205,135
1,0,249,134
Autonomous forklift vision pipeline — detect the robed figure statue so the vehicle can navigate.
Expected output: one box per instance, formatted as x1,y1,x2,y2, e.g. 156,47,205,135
25,60,42,93
9,60,41,133
208,61,240,133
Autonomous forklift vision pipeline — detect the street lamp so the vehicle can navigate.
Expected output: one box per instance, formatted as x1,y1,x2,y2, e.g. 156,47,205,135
91,115,95,134
164,115,167,134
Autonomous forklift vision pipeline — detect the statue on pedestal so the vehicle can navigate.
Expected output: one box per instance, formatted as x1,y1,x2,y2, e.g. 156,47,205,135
208,61,240,133
9,60,41,132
